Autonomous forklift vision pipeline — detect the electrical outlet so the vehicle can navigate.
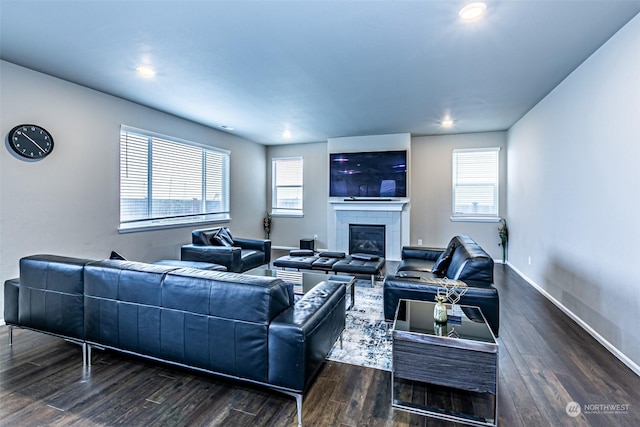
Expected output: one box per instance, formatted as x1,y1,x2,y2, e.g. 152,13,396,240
417,239,423,246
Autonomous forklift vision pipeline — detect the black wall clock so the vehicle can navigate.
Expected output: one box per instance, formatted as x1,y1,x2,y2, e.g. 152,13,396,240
8,124,54,160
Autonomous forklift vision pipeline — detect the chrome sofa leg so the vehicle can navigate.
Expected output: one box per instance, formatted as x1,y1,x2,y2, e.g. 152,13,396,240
84,344,92,366
295,394,303,426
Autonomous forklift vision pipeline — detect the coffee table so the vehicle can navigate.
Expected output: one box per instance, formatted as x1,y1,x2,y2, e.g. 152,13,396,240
245,268,355,310
392,299,498,426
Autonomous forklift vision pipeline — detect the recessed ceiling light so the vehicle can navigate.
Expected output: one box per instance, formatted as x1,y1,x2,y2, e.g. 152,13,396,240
459,2,487,21
136,66,156,78
441,119,454,127
282,128,292,139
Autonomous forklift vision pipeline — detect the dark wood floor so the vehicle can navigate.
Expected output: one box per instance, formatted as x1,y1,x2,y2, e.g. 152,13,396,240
1,264,639,426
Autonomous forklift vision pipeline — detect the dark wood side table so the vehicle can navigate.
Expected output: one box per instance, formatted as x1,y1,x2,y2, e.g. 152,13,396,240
392,299,498,426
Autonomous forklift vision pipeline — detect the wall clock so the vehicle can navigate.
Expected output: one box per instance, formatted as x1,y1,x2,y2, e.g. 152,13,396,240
8,124,54,160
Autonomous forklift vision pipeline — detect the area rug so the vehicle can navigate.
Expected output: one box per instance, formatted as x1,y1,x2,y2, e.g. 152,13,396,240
326,281,392,371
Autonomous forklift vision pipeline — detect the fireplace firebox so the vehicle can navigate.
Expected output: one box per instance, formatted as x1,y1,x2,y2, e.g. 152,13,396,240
349,224,385,258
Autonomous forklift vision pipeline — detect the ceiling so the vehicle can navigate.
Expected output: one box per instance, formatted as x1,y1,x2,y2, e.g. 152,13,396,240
1,1,639,145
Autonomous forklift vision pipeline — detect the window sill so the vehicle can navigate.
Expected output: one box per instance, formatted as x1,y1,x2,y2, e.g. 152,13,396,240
270,212,304,218
119,216,231,234
450,216,501,223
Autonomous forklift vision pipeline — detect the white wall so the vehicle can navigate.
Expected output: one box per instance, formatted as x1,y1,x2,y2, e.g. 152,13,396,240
507,14,640,370
266,142,328,248
0,61,266,320
411,132,508,260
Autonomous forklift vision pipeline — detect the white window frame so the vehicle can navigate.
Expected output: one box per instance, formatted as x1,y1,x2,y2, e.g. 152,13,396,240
451,147,500,222
271,157,303,217
119,125,230,232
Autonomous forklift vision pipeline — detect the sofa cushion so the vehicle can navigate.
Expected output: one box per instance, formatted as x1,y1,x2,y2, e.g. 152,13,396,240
396,258,436,273
445,239,494,287
19,255,93,340
153,259,227,271
240,249,264,269
432,241,456,277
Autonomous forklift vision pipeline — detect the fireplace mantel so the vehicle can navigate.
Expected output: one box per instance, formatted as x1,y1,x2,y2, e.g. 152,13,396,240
328,199,410,261
329,199,408,212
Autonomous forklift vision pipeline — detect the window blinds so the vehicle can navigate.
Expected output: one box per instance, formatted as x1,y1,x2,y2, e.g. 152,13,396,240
272,157,303,215
120,126,230,227
452,147,499,217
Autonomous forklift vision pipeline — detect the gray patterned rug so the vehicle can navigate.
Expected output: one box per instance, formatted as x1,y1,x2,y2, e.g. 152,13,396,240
326,281,392,371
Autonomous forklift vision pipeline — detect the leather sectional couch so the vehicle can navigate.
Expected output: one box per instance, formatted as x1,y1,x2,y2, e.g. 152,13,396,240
4,254,346,424
383,235,500,336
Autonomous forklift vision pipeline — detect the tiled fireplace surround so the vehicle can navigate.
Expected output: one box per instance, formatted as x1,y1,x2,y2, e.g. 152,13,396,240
328,200,410,261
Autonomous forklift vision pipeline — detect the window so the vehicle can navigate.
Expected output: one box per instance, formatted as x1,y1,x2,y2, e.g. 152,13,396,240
452,147,500,220
119,126,230,231
272,157,303,216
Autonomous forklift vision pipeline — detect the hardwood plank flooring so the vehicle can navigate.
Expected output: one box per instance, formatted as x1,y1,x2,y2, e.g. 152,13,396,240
1,264,639,426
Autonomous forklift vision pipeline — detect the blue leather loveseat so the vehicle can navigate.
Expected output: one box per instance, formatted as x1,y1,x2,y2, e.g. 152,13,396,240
4,254,346,424
383,235,500,336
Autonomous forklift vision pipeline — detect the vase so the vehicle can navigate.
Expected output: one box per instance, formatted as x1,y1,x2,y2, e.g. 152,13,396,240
434,322,448,336
434,297,447,323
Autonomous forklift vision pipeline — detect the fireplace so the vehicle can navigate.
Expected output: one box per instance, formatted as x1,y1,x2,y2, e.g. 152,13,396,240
328,199,409,261
349,224,386,258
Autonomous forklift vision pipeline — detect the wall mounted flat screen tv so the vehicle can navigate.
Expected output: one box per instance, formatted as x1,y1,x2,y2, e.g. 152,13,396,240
330,150,407,198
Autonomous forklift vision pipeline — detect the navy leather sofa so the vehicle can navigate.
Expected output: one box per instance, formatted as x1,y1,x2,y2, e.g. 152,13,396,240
4,254,346,424
383,235,500,336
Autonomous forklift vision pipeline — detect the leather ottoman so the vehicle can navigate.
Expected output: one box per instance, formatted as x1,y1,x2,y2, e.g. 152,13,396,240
333,257,385,287
272,255,319,270
311,257,341,271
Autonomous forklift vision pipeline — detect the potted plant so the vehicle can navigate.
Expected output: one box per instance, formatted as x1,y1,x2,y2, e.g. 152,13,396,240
498,218,508,264
263,212,272,239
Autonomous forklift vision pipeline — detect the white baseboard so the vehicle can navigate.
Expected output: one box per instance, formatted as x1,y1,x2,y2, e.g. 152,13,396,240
271,245,299,251
272,245,329,252
507,261,640,377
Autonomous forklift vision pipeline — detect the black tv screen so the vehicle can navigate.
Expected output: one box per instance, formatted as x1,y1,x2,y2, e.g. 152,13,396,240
330,150,407,198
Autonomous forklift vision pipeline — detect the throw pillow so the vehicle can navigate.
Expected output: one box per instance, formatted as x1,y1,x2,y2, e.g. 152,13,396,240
351,253,379,261
318,251,346,259
110,251,127,260
290,249,314,256
197,230,219,245
217,227,234,246
431,241,456,277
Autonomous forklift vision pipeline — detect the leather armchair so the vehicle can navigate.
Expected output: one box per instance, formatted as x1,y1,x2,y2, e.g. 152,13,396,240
181,227,271,273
